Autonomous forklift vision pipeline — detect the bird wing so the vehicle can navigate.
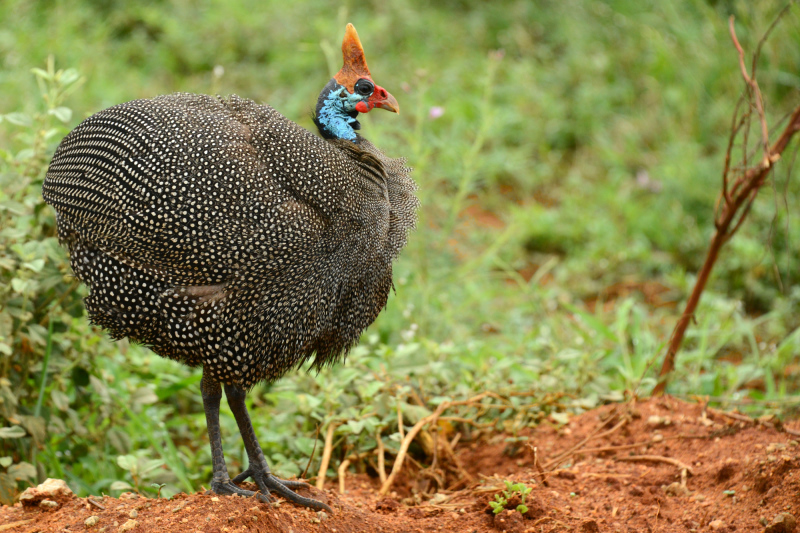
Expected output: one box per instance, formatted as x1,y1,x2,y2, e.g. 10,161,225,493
44,93,349,286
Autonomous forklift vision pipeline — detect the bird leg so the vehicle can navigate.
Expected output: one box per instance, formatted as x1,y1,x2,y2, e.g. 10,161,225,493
201,372,256,499
224,383,332,511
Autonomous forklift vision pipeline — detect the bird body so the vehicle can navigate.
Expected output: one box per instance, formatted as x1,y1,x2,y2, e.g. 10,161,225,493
44,93,416,388
43,24,416,510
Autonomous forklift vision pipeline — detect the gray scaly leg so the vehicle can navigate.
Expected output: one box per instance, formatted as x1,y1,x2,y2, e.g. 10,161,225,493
224,383,332,511
201,371,255,499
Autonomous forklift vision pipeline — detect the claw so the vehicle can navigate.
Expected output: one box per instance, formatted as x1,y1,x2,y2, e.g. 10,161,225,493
219,383,332,512
210,479,257,499
275,479,311,490
264,475,331,512
230,467,330,511
232,467,309,489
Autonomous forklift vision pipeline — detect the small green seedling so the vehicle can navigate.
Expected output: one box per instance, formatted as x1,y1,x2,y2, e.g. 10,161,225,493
151,483,167,499
488,480,533,515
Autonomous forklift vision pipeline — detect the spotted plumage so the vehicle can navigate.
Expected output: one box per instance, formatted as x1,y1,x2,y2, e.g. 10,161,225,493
42,24,415,511
44,91,417,388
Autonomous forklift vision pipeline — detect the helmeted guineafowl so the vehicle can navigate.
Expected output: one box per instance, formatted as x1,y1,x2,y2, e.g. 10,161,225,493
42,24,417,511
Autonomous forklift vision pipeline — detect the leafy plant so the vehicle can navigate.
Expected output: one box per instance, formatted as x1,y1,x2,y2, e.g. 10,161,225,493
151,483,167,499
111,453,166,494
489,479,533,515
0,57,86,504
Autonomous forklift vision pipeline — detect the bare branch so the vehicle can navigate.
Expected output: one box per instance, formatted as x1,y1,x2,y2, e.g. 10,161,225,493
730,16,771,161
653,11,800,396
720,97,747,208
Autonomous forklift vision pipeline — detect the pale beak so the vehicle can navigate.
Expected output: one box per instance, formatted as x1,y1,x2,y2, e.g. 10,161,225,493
369,85,400,114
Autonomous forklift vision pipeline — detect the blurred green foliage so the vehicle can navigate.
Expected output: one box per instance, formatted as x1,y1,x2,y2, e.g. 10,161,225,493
1,0,799,504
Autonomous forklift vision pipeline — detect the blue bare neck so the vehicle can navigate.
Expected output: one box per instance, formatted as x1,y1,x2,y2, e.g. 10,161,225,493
314,79,363,142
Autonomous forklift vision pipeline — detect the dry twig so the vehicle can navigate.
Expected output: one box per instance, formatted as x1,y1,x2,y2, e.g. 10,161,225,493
87,498,106,510
396,401,405,441
376,432,387,484
379,392,500,495
301,423,321,481
316,422,339,490
654,12,800,394
583,472,631,479
438,428,474,484
543,414,627,470
337,451,371,493
0,520,34,532
615,454,694,475
706,406,800,436
529,444,550,487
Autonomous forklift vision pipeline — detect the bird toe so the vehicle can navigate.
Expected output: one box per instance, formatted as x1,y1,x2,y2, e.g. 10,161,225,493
210,480,257,499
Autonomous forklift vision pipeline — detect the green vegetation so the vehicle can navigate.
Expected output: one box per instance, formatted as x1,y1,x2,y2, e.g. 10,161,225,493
489,480,533,515
1,0,799,503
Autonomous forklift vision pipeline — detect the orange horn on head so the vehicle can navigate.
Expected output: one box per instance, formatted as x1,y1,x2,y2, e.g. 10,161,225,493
334,24,372,91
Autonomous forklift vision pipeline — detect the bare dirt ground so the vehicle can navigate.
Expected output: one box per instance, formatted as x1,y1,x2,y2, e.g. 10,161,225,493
2,397,799,532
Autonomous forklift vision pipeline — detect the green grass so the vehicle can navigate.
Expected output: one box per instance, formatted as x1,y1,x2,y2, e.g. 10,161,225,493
1,0,799,502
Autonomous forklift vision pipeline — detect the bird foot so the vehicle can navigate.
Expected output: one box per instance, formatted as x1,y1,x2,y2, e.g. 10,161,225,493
210,479,262,501
232,468,331,512
231,467,309,489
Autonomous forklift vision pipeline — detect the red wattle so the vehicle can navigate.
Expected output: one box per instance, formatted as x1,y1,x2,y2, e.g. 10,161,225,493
355,101,371,113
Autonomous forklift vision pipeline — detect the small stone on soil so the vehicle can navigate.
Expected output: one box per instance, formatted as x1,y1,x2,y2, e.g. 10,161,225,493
128,509,137,518
38,499,58,509
376,498,400,512
765,512,797,533
709,519,726,530
647,415,671,427
557,470,576,479
581,520,601,532
85,515,99,527
119,519,138,531
19,478,73,507
664,482,691,497
766,443,787,454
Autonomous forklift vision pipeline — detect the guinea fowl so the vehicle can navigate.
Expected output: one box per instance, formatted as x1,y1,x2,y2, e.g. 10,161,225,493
42,24,417,511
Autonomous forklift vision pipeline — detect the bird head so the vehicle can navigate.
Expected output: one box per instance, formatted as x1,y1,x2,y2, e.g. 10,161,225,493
314,24,399,142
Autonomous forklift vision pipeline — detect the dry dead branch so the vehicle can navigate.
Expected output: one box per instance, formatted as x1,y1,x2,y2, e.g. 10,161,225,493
654,12,800,395
379,392,506,495
337,451,371,493
543,414,628,470
376,432,387,484
316,422,339,490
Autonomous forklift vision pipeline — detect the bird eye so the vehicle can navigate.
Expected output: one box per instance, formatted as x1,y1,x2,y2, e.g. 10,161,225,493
354,79,374,96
